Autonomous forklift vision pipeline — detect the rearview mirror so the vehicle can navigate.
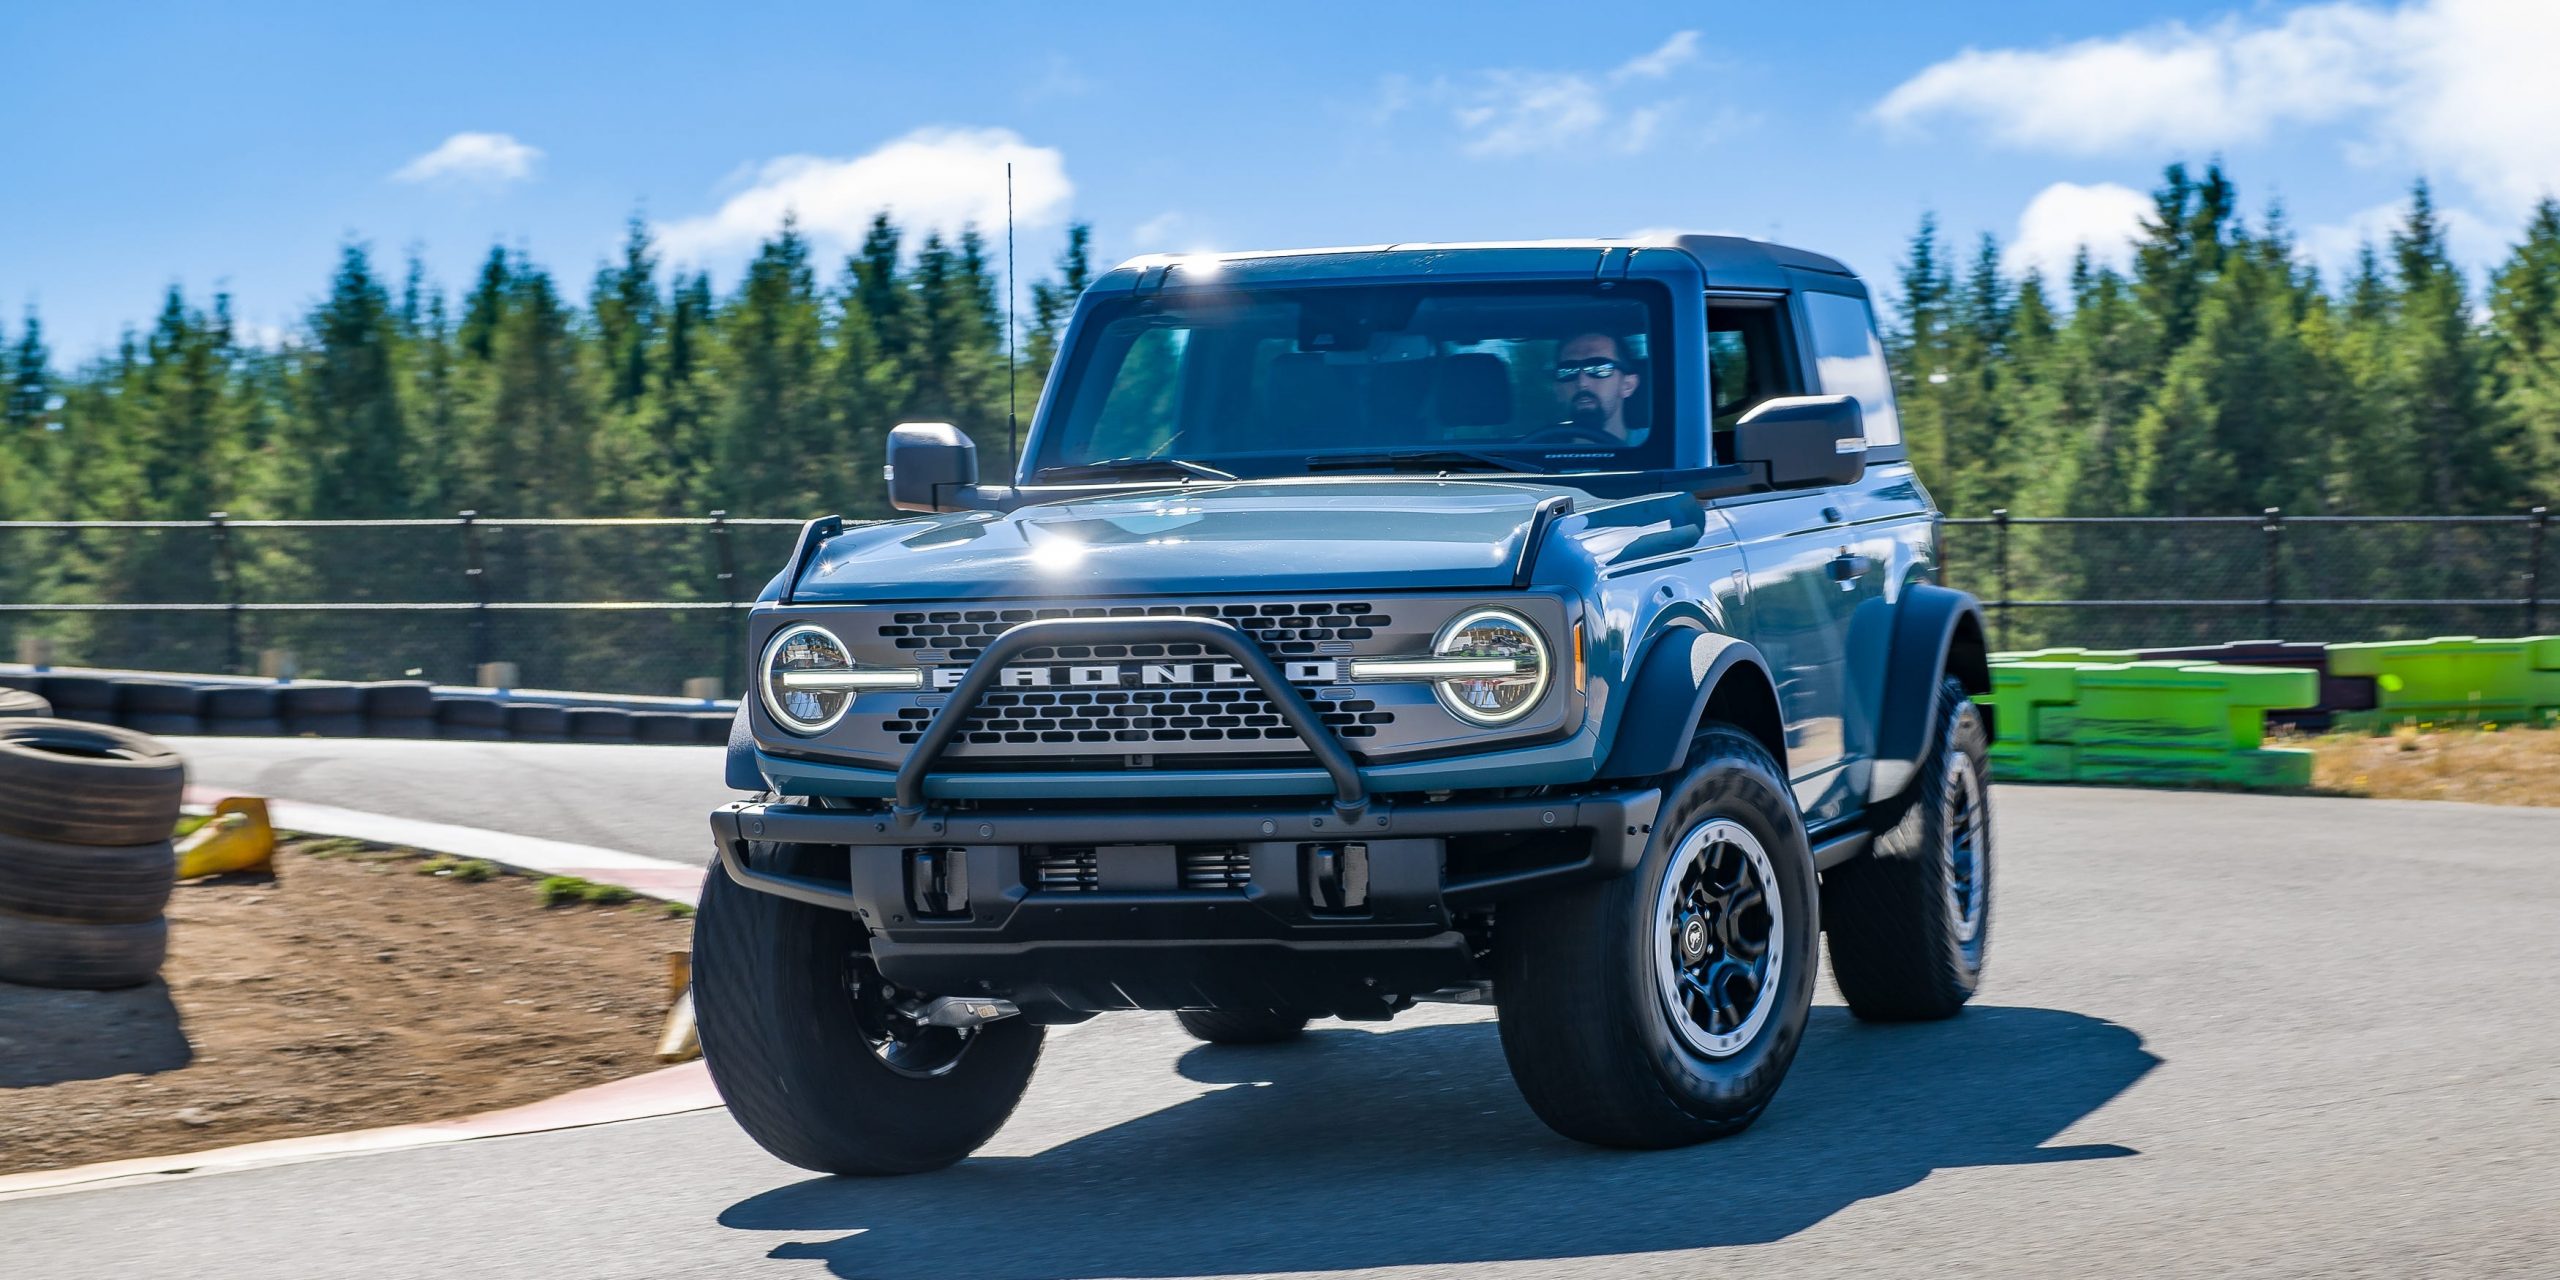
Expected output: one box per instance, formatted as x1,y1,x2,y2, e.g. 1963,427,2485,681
1732,395,1867,490
886,423,979,513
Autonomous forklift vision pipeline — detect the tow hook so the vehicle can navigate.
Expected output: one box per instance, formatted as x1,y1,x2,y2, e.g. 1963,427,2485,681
917,996,1020,1027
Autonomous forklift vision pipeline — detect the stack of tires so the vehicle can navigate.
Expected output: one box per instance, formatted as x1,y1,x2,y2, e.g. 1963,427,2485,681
0,716,188,990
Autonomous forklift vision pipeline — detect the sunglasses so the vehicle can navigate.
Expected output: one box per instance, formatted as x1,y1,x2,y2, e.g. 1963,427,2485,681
1551,359,1622,382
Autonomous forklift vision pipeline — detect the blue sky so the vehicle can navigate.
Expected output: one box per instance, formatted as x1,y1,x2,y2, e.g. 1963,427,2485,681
6,0,2555,359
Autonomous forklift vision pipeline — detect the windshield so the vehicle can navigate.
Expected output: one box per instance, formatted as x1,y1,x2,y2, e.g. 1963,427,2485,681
1030,281,1676,480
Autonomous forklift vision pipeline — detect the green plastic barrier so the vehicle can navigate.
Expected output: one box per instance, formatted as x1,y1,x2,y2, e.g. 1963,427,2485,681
1983,662,2083,782
1990,647,2144,665
2324,635,2560,727
1983,659,2317,789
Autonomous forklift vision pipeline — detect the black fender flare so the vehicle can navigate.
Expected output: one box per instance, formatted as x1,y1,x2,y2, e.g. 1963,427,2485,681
723,704,768,792
1863,584,1992,832
1595,627,1784,781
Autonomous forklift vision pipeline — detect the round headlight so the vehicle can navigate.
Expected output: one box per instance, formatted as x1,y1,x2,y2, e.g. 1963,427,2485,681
1432,608,1549,724
760,624,856,735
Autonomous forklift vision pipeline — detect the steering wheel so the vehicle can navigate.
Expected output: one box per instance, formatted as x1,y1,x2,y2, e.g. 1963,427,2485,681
1519,424,1622,447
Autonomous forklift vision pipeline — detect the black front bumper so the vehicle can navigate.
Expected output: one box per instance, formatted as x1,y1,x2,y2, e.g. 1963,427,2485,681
707,789,1662,1018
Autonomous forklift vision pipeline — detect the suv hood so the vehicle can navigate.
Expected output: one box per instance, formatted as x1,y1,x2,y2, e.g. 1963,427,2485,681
790,479,1569,602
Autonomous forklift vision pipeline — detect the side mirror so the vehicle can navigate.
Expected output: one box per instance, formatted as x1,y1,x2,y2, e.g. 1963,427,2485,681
1732,395,1867,490
886,422,979,513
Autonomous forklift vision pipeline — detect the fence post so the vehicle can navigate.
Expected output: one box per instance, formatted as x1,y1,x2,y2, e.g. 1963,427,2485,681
1991,508,2012,653
208,511,245,675
2262,507,2284,639
709,509,741,697
2528,506,2549,635
459,510,491,673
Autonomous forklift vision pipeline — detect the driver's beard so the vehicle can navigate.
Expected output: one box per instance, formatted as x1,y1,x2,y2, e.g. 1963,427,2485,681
1568,400,1608,431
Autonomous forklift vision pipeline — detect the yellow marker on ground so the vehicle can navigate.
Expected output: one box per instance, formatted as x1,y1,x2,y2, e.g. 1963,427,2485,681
176,796,276,879
657,949,699,1062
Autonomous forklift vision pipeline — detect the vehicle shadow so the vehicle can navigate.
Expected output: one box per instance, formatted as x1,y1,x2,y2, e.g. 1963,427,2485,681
720,1004,2156,1279
0,978,192,1088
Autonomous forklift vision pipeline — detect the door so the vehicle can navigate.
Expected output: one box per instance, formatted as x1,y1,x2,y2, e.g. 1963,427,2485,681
1706,296,1864,825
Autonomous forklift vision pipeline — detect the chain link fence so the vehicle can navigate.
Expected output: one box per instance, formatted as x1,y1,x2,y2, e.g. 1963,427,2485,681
0,515,804,696
4,507,2550,695
1943,508,2555,652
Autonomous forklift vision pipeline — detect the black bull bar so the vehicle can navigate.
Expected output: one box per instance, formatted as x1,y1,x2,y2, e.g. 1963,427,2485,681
889,616,1370,824
708,614,1667,935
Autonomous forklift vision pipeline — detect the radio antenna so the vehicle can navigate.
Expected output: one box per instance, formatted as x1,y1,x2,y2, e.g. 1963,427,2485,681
1005,162,1018,477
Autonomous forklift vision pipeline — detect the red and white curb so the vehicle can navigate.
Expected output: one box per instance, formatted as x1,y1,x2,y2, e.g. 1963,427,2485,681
182,787,709,904
0,1062,721,1202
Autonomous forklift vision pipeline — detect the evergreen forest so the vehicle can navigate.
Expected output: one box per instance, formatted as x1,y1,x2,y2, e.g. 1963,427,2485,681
2,164,2555,684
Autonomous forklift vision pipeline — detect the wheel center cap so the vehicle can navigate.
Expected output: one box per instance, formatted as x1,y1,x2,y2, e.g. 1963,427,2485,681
1679,916,1709,963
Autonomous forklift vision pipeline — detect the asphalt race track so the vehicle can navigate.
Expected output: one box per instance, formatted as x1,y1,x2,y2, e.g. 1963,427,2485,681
10,756,2558,1278
180,738,743,864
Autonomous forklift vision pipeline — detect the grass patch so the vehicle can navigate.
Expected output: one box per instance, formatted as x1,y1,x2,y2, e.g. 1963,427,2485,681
2290,720,2560,808
173,814,209,839
539,875,636,908
417,855,499,882
655,900,695,918
297,837,369,860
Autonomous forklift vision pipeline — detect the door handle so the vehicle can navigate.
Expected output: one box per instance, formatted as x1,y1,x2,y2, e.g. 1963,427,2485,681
1827,550,1869,585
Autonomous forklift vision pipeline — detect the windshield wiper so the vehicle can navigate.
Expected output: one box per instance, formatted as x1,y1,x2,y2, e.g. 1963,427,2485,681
1303,448,1556,475
1035,455,1239,483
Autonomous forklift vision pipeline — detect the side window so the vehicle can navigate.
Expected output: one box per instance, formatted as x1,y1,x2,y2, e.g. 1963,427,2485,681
1802,291,1903,448
1706,302,1798,459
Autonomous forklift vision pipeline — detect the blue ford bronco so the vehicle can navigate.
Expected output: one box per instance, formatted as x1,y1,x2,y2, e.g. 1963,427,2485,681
696,235,1995,1174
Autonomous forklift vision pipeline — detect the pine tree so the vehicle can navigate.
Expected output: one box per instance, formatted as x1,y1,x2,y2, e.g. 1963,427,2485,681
2386,182,2516,514
458,246,510,362
488,256,593,515
1887,214,1958,496
1026,222,1093,387
301,244,412,518
2132,162,2235,355
854,212,914,375
593,217,660,413
654,271,720,507
0,312,52,518
823,255,896,519
2486,199,2560,496
713,222,829,512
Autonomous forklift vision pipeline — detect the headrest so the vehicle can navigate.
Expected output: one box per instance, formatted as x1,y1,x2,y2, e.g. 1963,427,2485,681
1435,352,1512,427
1264,352,1355,443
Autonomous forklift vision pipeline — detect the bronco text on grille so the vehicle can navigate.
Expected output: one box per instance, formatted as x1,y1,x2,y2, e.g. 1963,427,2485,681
800,594,1577,766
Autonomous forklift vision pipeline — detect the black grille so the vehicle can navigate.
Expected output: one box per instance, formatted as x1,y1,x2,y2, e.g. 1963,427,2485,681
876,601,1392,663
1178,847,1252,892
1020,846,1253,893
1024,847,1098,891
885,686,1393,748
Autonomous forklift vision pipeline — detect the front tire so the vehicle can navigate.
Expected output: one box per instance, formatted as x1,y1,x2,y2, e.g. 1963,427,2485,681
1825,676,1992,1021
1494,725,1820,1148
693,842,1044,1176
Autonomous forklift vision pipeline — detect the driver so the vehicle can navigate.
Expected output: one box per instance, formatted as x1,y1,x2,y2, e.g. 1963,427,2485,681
1551,332,1644,444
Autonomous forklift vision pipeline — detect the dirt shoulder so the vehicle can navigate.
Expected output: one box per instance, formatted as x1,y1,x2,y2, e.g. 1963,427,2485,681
0,840,697,1176
2296,723,2560,807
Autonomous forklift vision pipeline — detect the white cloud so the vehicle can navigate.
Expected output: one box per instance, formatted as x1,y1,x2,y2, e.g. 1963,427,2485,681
1022,54,1093,102
1404,30,1718,158
1875,1,2560,217
2002,182,2153,281
654,127,1071,264
391,132,542,186
1129,211,1217,255
1614,31,1703,82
